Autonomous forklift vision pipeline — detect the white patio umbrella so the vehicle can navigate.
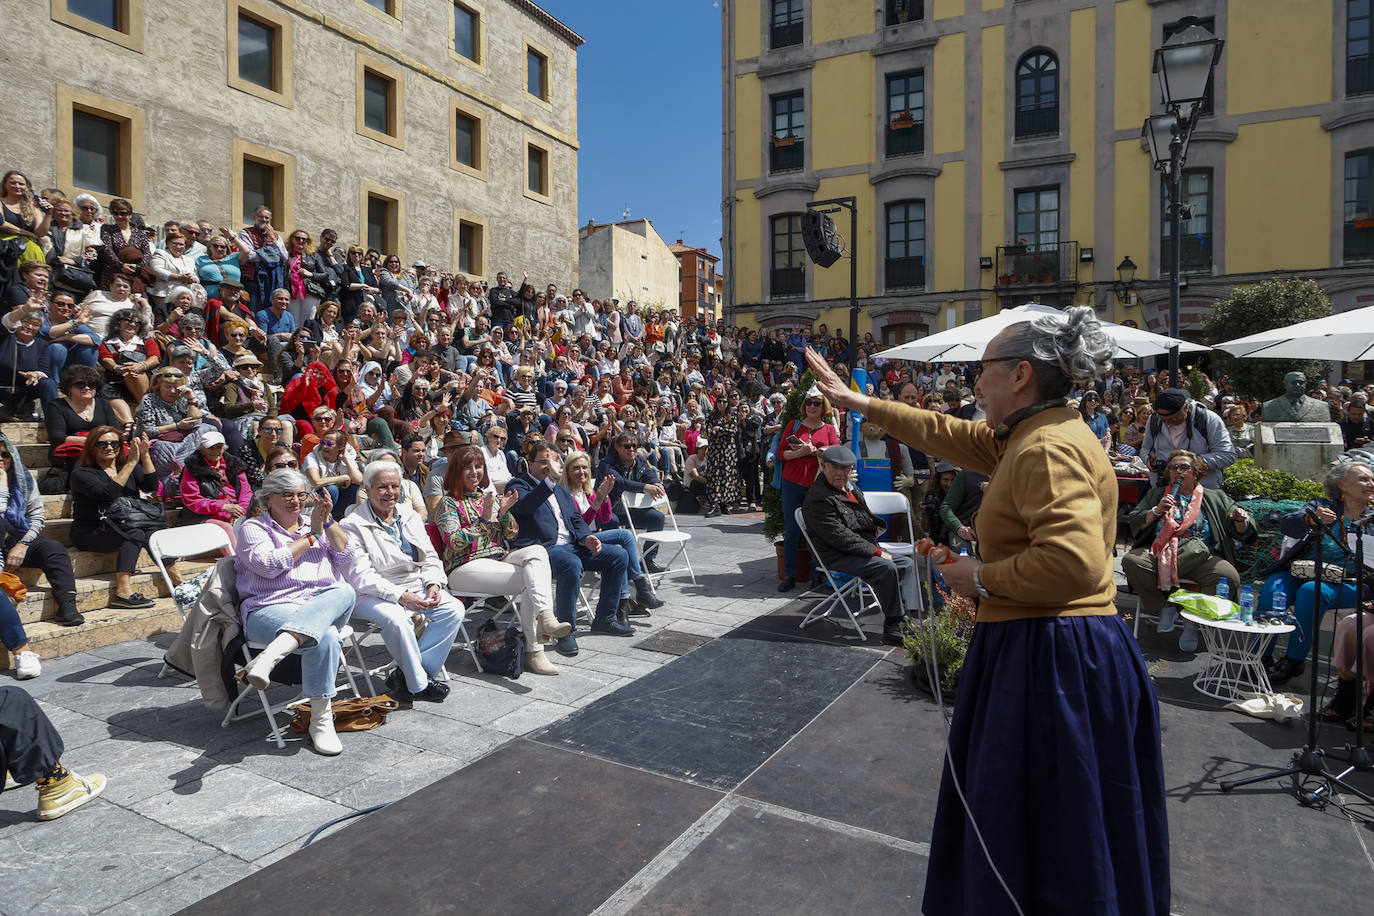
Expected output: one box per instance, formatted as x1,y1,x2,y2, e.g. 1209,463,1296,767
873,302,1207,363
1212,304,1374,361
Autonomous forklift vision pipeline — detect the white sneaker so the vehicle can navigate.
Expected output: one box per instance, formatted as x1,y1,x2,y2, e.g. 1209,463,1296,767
14,650,41,680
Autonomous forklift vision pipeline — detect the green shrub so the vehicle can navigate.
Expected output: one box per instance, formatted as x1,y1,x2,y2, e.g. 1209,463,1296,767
1221,459,1324,502
902,586,977,692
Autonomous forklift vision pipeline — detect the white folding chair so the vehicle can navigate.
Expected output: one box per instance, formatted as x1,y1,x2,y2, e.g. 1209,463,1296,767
795,508,880,640
862,489,926,615
149,524,234,621
151,524,233,679
222,624,374,749
622,491,696,596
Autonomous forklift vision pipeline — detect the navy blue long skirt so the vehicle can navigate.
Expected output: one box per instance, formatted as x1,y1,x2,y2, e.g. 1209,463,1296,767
922,613,1169,915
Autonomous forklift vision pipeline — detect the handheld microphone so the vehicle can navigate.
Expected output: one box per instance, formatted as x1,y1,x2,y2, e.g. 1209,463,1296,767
1169,480,1181,501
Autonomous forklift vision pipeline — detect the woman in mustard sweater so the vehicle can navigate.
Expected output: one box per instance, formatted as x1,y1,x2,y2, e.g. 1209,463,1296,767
807,308,1168,916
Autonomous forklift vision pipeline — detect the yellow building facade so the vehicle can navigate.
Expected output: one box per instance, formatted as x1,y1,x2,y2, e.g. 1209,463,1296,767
722,0,1374,349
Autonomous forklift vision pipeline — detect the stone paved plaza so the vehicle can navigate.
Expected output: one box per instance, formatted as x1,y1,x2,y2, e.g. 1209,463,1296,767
4,512,1374,915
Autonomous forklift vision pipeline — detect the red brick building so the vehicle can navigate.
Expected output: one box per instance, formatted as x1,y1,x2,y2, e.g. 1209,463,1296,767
669,240,720,321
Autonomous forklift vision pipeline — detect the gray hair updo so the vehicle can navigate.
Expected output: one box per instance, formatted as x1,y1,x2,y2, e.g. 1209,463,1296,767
998,306,1116,399
260,467,310,499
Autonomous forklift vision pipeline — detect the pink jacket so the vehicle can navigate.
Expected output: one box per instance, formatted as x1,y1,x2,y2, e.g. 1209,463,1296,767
179,460,253,521
572,491,614,529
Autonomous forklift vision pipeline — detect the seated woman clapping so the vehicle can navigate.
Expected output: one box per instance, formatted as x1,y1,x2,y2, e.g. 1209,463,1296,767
560,451,663,617
176,431,250,549
69,427,177,611
433,445,566,676
234,472,358,756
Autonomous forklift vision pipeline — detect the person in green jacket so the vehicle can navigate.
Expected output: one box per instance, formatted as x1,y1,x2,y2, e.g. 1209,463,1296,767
1121,448,1258,651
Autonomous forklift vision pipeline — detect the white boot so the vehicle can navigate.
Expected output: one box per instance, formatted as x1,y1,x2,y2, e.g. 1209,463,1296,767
242,633,299,690
308,697,342,756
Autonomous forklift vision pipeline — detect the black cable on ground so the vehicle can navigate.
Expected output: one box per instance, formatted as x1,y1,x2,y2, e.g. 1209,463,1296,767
301,803,388,848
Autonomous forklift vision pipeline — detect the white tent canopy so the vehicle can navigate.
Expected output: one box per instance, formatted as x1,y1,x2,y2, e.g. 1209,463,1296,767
873,303,1209,363
1212,303,1374,361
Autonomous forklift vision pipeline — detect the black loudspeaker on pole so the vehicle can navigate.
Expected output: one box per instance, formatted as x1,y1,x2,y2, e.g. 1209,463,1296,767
802,210,843,268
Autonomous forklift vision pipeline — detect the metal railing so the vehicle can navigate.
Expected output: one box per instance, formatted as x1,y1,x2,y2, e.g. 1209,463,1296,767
771,20,802,49
770,140,804,173
1159,233,1213,274
995,241,1078,285
1344,223,1374,261
1014,104,1058,140
885,256,925,290
770,266,805,298
885,122,924,157
885,0,924,26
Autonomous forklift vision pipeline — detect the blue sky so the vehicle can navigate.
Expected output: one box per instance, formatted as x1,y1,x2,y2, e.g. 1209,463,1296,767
538,0,724,259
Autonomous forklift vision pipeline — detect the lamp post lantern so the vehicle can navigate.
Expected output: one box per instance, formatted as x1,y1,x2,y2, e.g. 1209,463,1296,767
1146,17,1223,387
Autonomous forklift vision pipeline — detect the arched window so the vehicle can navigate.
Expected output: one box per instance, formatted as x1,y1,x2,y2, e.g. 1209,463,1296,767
1015,51,1058,139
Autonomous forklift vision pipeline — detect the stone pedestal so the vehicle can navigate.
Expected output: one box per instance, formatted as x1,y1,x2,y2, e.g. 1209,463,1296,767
1253,422,1344,481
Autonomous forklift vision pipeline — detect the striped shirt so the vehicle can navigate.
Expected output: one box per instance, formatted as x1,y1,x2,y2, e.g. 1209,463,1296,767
234,513,361,626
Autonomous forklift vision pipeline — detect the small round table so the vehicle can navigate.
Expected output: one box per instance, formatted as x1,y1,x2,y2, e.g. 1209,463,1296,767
1179,611,1296,702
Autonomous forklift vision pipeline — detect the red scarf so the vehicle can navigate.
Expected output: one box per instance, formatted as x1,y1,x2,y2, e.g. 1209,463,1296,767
1152,482,1204,590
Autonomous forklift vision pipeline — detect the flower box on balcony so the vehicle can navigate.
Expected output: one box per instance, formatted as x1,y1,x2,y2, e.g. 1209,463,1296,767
890,113,916,130
771,135,796,148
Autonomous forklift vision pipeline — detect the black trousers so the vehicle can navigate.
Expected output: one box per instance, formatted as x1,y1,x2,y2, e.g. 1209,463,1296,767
0,686,63,788
825,552,903,620
739,454,761,504
70,527,145,574
8,535,78,618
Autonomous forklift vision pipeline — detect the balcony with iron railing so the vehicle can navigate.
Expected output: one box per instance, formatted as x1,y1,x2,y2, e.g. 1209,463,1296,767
1349,54,1374,95
885,256,926,291
885,120,924,157
1159,233,1213,274
994,241,1079,290
1014,104,1058,140
1345,220,1374,262
770,137,804,173
771,266,805,299
771,20,802,49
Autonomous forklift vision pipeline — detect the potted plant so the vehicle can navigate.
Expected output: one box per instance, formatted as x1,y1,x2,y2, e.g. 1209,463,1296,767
1034,254,1056,283
890,109,916,130
998,274,1013,286
771,132,796,148
903,585,977,696
1003,238,1029,255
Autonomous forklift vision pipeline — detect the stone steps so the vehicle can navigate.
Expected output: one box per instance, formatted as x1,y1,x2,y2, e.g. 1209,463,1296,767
0,419,219,668
0,597,184,669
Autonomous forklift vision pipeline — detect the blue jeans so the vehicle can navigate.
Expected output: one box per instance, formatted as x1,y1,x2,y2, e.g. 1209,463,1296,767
546,542,628,625
1259,572,1357,663
781,478,808,579
47,341,99,379
593,527,643,591
244,584,356,699
0,590,26,651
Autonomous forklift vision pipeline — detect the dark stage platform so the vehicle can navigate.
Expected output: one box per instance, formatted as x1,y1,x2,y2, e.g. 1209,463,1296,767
185,601,1374,915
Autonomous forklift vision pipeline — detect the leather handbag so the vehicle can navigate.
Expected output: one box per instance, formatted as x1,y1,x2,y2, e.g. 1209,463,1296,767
287,696,400,733
474,618,525,679
0,571,27,602
53,262,96,294
100,495,167,538
1175,536,1213,578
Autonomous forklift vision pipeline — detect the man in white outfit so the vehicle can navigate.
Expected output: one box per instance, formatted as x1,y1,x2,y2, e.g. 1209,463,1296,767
340,462,465,701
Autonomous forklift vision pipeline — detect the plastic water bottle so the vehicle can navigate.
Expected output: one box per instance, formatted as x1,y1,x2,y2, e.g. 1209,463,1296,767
1272,580,1287,619
1239,585,1255,625
1215,578,1229,601
959,547,970,557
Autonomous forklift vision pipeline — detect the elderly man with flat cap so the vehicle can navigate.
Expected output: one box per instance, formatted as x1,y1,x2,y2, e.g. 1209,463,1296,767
1139,386,1236,489
802,445,919,644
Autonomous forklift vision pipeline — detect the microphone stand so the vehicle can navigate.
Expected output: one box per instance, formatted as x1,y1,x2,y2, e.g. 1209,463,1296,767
1326,516,1374,776
1221,513,1374,816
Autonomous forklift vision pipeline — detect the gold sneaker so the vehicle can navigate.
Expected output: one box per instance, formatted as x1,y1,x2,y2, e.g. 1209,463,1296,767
36,771,107,821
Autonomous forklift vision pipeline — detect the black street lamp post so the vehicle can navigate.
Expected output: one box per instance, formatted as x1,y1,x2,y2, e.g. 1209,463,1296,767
1144,17,1223,388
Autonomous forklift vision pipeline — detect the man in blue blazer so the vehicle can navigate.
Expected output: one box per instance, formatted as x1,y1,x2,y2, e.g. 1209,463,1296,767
506,440,632,656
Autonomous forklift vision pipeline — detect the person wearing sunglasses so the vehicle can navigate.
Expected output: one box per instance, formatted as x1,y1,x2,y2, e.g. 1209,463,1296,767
71,426,177,610
136,365,213,477
776,387,838,591
94,197,152,290
44,365,121,472
194,229,252,303
0,301,58,421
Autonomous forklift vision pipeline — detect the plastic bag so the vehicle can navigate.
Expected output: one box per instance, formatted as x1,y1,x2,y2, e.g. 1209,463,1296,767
1168,590,1238,621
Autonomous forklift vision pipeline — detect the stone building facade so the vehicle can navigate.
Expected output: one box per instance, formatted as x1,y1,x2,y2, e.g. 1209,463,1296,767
5,0,583,282
577,218,682,311
722,0,1374,349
